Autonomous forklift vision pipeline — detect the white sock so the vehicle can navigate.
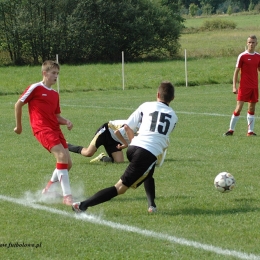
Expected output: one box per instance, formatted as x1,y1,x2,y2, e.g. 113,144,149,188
44,169,59,192
57,169,72,196
247,113,255,133
229,114,240,131
50,169,58,182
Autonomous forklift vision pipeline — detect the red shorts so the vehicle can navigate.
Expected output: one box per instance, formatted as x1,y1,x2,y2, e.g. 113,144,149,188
237,87,258,103
34,129,68,152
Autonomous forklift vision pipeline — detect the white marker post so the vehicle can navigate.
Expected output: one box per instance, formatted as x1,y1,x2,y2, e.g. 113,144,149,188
56,54,60,93
185,49,188,87
122,51,125,90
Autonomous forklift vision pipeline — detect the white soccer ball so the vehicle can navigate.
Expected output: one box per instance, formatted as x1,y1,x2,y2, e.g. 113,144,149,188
214,172,235,193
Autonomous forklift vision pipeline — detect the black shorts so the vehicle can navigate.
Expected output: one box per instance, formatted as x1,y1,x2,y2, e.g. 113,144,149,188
91,123,121,157
121,146,157,189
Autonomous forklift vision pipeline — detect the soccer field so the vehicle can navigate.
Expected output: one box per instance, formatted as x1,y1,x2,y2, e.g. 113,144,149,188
1,85,260,259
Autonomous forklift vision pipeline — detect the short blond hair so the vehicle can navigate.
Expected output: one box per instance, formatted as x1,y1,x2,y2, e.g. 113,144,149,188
248,35,257,42
42,60,60,72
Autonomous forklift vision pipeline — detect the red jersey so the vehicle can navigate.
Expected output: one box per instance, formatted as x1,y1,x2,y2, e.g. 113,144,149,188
236,51,260,89
20,82,61,135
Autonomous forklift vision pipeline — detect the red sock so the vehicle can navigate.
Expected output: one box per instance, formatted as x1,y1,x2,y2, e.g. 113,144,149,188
56,163,68,170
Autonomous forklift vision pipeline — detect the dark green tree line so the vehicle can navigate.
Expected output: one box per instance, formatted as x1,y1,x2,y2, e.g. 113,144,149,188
0,0,184,64
179,0,260,13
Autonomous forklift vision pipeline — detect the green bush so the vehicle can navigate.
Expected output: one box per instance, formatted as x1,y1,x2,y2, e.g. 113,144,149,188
227,5,232,15
189,3,198,17
255,3,260,12
201,19,237,30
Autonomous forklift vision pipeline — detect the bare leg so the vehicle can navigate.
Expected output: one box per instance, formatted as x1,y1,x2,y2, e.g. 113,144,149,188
111,151,124,163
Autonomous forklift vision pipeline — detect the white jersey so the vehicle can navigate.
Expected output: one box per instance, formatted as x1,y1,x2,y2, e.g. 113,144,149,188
108,120,139,145
126,101,178,157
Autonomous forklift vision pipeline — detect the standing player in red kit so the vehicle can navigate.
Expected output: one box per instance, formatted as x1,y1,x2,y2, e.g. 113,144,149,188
14,60,74,205
224,35,260,136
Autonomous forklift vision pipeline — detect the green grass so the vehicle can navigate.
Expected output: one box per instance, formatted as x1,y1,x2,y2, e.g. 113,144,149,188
1,86,260,259
0,57,235,95
1,12,260,260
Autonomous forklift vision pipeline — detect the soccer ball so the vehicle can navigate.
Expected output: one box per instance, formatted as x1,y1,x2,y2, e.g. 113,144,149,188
214,172,235,193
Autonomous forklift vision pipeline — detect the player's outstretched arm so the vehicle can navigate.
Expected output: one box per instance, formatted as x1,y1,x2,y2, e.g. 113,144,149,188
14,100,24,134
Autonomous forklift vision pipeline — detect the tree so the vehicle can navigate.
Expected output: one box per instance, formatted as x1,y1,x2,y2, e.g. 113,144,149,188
20,0,79,64
179,0,201,9
0,0,78,64
227,5,232,14
248,0,255,11
0,0,24,64
189,3,199,16
179,0,227,13
201,3,213,14
0,0,184,64
67,0,184,62
231,0,259,11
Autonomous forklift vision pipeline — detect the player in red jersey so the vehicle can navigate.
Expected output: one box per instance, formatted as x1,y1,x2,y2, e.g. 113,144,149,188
224,35,260,136
14,60,74,205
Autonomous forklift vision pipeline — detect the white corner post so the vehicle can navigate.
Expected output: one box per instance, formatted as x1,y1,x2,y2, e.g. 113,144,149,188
185,49,188,87
56,54,60,93
122,51,125,90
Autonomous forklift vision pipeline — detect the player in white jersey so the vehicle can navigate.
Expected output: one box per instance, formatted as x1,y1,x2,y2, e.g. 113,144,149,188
72,81,178,213
68,120,139,163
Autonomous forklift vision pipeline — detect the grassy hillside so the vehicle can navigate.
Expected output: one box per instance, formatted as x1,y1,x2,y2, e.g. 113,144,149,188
180,13,260,58
183,13,260,29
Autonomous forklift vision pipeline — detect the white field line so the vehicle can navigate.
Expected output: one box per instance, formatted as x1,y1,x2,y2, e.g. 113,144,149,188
0,194,259,260
61,104,260,119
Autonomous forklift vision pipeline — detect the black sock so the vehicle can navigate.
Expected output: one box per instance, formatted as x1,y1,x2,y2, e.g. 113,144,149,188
80,186,118,210
100,156,113,163
68,143,83,154
144,177,156,207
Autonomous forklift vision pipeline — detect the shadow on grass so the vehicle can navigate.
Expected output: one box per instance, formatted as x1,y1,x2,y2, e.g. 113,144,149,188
160,205,260,216
115,195,260,216
159,196,260,216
